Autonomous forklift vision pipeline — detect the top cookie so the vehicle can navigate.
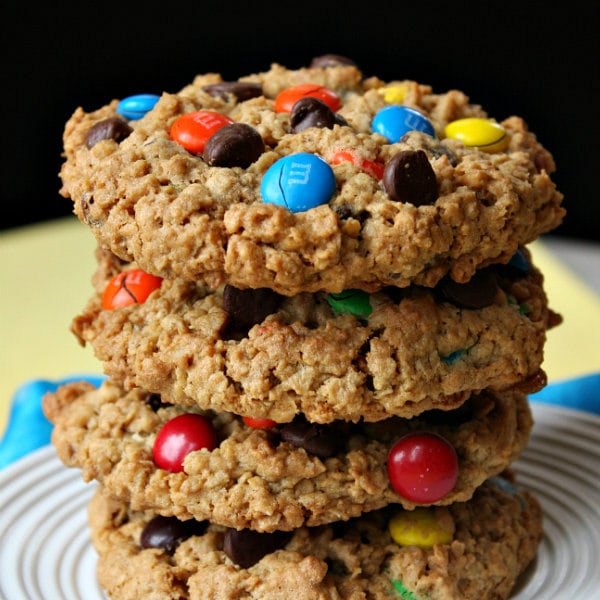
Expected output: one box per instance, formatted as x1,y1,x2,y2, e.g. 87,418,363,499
60,55,564,295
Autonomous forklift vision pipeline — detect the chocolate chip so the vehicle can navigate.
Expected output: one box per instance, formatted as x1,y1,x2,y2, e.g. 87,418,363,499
437,269,499,309
223,528,292,568
85,117,133,149
144,393,172,412
280,419,342,458
202,123,264,168
223,285,283,332
140,515,207,554
202,81,263,102
290,97,347,133
310,54,357,68
383,150,438,206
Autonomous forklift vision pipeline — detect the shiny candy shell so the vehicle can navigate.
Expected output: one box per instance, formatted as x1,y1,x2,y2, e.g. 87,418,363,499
153,414,217,473
327,289,373,318
261,153,336,213
444,117,509,152
102,269,162,310
372,105,435,143
116,94,160,120
387,431,458,503
377,85,407,104
170,110,234,154
274,84,341,113
388,507,454,548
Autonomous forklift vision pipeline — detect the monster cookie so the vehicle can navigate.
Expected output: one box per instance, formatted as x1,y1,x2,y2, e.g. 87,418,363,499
70,246,558,423
59,56,564,295
43,379,532,532
88,474,542,599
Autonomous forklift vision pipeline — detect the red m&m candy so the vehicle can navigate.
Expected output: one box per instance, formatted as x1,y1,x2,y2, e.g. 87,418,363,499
153,414,217,472
242,416,278,429
274,84,341,113
102,269,162,310
170,111,234,154
387,431,458,503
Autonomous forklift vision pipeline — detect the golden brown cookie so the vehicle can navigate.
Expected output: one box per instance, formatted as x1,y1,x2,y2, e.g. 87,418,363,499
71,246,557,423
44,379,533,532
88,474,542,599
59,58,564,295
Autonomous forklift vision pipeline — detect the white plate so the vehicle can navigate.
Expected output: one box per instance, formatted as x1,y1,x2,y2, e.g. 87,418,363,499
1,402,599,600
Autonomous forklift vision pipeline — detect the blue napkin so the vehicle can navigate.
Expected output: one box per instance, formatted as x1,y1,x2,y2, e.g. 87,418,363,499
530,372,600,414
0,375,105,469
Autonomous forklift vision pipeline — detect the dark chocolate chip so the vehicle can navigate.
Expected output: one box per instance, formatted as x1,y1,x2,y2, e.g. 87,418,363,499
290,97,347,133
202,123,264,168
85,117,133,149
437,269,499,309
310,54,357,68
223,528,292,568
383,150,438,206
280,419,342,458
140,515,207,554
144,392,172,412
202,81,263,102
223,285,283,332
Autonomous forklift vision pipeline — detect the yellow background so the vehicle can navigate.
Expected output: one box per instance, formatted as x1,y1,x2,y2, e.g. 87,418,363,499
1,217,600,436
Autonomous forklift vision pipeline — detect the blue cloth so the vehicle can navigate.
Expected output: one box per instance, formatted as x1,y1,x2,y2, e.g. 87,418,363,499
0,372,598,469
0,375,105,469
530,372,600,415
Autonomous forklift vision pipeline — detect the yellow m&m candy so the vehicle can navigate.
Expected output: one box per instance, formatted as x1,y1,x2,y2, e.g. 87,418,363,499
388,507,454,548
378,85,407,104
444,117,509,152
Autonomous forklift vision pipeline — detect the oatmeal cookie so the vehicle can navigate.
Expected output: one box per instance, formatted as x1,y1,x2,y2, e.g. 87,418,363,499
88,473,542,599
44,379,533,532
71,246,558,423
59,56,564,295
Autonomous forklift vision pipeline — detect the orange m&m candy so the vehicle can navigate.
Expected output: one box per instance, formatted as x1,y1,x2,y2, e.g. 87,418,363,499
330,149,384,179
274,84,341,113
102,269,163,310
170,111,233,154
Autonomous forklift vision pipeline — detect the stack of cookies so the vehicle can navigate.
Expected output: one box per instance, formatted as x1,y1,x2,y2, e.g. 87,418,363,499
44,54,565,599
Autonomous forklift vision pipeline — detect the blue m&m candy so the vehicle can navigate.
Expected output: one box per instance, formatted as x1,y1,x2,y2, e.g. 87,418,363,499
117,94,160,120
261,153,336,213
372,105,435,143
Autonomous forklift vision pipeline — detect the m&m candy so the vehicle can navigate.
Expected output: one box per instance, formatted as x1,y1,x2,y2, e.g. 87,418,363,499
116,94,160,120
444,117,509,153
274,84,341,113
388,507,454,548
327,289,373,318
170,111,234,154
153,413,217,473
261,153,336,213
390,579,419,600
330,150,384,179
242,416,278,429
372,105,435,143
377,85,407,104
102,269,163,310
387,431,458,503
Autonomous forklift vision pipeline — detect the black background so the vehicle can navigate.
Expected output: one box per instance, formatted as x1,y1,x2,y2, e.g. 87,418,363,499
2,2,598,240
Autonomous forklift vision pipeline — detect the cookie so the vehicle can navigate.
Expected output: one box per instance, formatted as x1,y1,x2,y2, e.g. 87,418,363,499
88,474,542,599
43,379,533,532
71,246,558,423
59,56,564,295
